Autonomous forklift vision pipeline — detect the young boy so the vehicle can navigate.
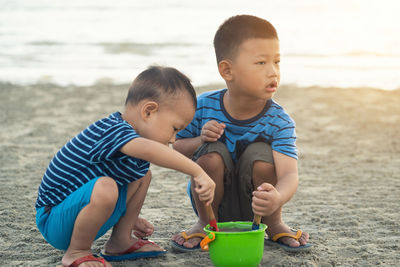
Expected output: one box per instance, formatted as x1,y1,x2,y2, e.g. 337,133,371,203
171,15,311,252
35,66,216,267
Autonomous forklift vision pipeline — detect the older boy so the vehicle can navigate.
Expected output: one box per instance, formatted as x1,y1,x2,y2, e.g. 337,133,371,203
35,66,216,266
171,15,311,252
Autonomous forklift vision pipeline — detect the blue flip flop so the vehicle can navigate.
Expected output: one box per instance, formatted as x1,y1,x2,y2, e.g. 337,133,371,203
265,229,312,253
170,231,206,253
100,239,167,261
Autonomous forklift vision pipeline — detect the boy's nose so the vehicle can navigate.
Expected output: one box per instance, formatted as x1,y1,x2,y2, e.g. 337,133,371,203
266,63,278,77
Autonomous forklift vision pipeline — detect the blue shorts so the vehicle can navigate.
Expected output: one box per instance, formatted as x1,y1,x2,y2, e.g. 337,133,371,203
36,177,127,250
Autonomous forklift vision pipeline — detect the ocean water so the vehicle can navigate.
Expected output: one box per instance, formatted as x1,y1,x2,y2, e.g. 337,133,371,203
1,0,400,89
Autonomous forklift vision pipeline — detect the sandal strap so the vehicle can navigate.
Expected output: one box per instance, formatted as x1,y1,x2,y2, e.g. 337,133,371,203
271,229,302,242
181,231,207,241
122,239,156,254
69,254,105,267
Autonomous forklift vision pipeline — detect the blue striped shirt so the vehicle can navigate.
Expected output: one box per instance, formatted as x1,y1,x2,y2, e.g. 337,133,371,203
36,112,149,208
177,89,297,161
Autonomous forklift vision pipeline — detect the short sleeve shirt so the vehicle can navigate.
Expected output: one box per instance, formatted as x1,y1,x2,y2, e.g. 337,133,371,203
177,89,297,162
36,112,149,208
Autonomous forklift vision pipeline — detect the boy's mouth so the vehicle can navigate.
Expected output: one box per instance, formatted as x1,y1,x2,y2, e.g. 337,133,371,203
266,81,278,92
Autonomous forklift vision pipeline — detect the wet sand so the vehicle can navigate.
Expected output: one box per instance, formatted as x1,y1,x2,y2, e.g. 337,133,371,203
0,82,399,266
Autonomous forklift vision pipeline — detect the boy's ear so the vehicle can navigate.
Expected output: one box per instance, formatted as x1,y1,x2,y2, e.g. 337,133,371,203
218,60,233,81
141,101,159,120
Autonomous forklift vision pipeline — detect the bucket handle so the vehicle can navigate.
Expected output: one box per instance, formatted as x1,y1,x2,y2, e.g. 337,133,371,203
200,232,215,251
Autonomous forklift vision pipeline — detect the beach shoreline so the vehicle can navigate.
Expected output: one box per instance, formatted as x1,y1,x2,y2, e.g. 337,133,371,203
1,82,399,266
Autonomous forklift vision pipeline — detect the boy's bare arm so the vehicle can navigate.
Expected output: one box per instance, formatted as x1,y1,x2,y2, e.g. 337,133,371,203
272,150,299,203
120,137,215,205
121,137,204,177
173,137,203,158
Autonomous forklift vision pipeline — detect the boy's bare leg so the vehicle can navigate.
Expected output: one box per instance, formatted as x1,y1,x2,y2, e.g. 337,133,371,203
171,152,224,248
104,171,164,254
252,161,309,247
62,177,116,267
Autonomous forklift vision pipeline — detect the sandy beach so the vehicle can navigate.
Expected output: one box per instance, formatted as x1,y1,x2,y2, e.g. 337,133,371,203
0,82,399,266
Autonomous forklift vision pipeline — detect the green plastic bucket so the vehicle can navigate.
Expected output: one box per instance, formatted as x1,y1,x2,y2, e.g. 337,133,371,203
202,221,267,267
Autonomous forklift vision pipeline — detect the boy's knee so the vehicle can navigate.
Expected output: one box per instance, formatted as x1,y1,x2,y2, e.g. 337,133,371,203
197,152,224,172
253,161,275,175
252,161,276,183
239,142,274,176
92,177,118,206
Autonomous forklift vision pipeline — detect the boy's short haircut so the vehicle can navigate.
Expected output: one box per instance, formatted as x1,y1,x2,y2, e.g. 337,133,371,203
214,15,279,63
125,66,197,107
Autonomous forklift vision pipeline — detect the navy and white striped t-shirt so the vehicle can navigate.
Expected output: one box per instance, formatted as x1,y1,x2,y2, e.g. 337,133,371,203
177,89,297,161
36,112,149,208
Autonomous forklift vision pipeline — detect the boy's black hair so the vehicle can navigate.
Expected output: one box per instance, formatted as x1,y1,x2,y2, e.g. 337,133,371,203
214,15,278,63
125,66,197,107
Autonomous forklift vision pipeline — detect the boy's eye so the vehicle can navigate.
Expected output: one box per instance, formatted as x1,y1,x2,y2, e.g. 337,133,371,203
173,127,178,132
275,60,280,64
257,61,266,65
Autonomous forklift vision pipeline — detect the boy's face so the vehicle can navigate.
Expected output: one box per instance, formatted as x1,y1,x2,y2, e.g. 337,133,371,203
140,93,195,145
227,38,280,100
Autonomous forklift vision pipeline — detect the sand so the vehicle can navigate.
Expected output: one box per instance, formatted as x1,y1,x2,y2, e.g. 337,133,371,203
0,82,399,266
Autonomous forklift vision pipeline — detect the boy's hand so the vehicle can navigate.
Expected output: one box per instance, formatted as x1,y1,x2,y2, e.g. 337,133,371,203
252,183,283,216
201,120,226,143
193,172,216,206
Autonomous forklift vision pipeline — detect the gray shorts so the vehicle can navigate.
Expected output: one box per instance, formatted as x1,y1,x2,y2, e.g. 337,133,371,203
190,141,274,222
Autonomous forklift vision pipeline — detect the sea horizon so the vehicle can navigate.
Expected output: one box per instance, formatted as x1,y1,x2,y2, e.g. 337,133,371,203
1,0,399,90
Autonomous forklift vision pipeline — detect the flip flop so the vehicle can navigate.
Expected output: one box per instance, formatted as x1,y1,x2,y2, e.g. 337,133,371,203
100,239,167,261
69,254,106,267
265,229,312,253
170,232,207,253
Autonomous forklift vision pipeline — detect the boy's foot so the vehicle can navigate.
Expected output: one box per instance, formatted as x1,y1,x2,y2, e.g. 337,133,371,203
104,237,165,256
171,222,206,249
266,223,309,248
62,250,112,267
101,238,166,261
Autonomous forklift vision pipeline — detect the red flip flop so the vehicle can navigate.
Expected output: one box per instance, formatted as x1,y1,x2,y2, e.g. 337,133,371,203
69,254,106,267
